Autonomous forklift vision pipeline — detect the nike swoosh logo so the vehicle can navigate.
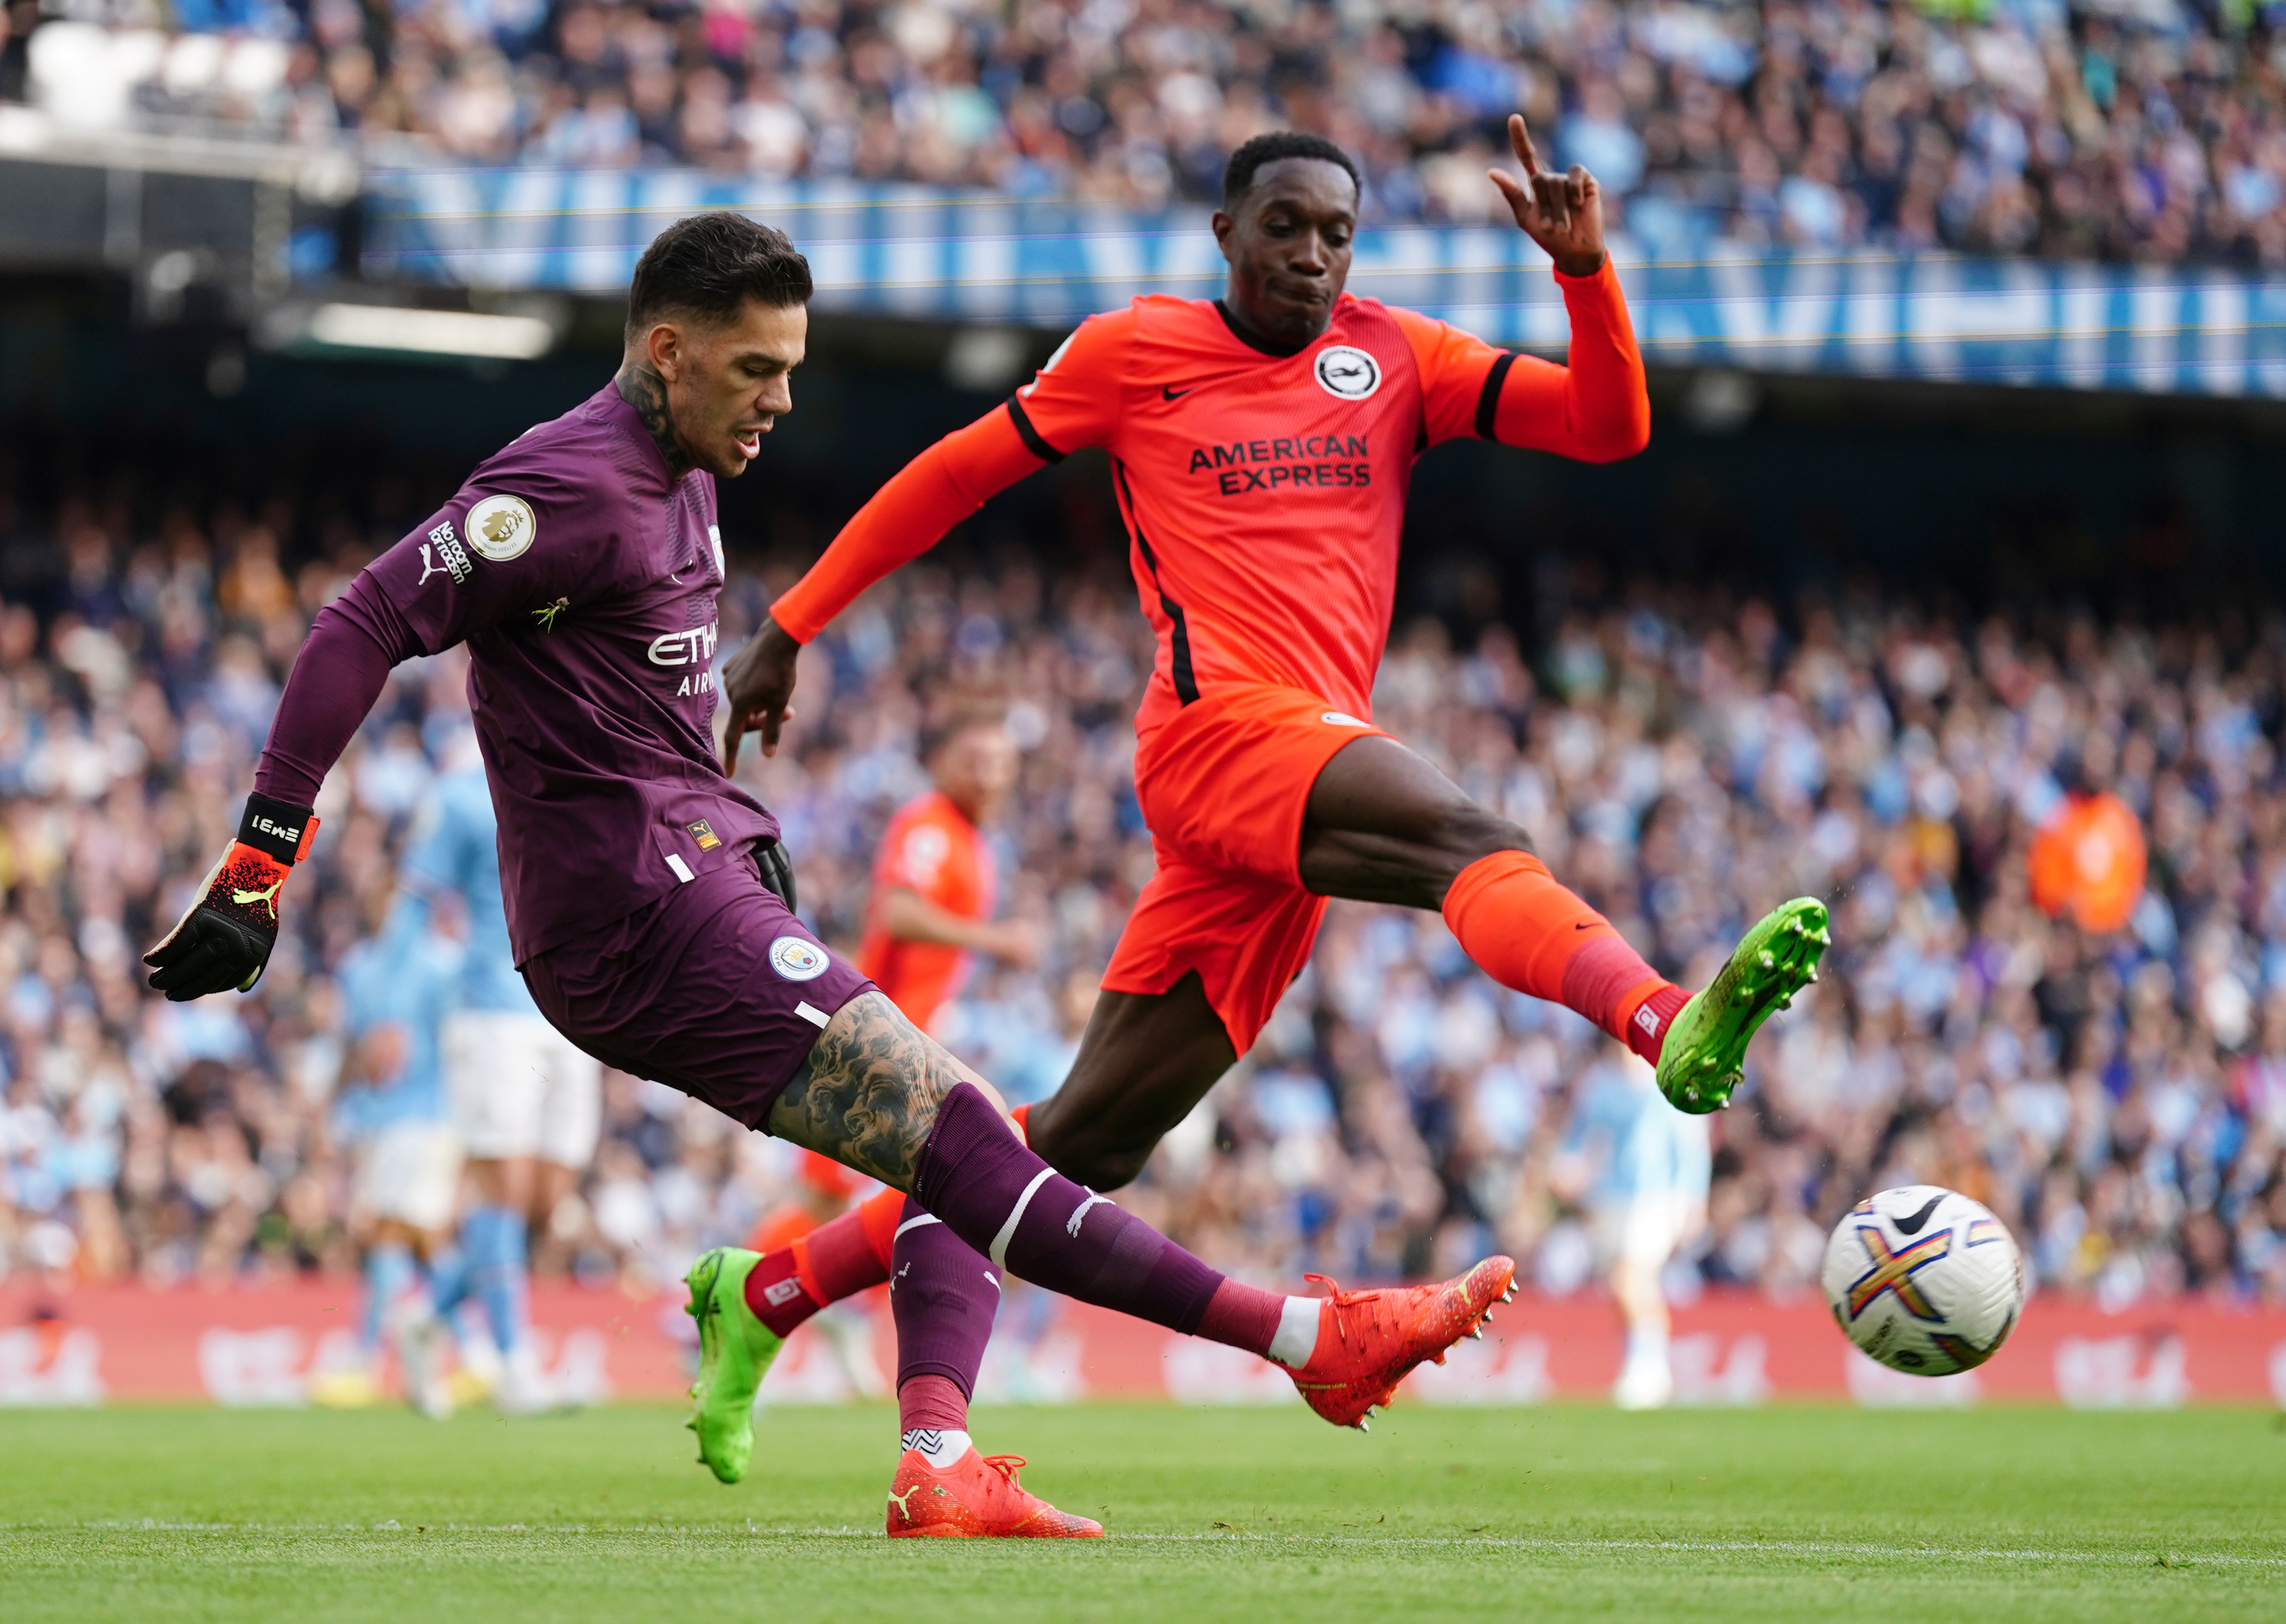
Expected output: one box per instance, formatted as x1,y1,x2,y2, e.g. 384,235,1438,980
1892,1194,1946,1236
1163,385,1192,401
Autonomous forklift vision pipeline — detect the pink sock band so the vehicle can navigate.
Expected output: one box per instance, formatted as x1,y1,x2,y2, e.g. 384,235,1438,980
898,1373,968,1435
1195,1277,1283,1358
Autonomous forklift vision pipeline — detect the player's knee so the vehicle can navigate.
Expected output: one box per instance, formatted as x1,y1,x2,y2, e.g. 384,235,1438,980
1029,1111,1153,1192
1057,1141,1155,1192
1420,802,1532,878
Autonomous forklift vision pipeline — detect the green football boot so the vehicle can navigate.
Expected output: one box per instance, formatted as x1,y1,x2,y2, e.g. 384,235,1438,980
1656,898,1831,1115
683,1246,785,1484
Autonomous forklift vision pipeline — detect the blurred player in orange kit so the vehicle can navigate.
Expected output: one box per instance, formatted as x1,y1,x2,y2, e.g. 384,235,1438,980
2029,752,2147,935
743,706,1037,1394
856,704,1041,1034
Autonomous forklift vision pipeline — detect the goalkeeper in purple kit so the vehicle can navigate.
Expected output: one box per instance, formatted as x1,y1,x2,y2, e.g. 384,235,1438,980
143,213,1513,1537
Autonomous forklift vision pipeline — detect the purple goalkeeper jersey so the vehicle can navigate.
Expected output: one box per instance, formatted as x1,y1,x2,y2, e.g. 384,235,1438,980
365,383,777,962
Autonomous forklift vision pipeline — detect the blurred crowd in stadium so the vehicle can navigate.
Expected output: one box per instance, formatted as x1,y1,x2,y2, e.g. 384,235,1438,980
1,481,2283,1310
7,0,2286,264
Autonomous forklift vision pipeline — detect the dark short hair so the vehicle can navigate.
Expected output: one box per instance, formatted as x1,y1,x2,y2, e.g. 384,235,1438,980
922,699,1009,763
626,212,813,339
1222,132,1361,208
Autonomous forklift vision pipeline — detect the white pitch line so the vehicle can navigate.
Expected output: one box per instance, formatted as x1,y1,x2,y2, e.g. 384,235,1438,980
14,1522,2282,1567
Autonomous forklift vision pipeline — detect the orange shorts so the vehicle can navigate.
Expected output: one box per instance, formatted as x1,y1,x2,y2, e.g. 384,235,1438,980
1103,684,1386,1055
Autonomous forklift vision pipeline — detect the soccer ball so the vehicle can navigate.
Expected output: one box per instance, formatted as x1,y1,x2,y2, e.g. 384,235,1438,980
1821,1185,2024,1376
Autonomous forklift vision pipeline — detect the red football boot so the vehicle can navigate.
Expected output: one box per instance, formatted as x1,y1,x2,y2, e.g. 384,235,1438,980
883,1448,1105,1539
1283,1255,1517,1430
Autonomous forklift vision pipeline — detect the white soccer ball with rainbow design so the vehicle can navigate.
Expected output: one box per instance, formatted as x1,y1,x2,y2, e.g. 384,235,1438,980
1821,1185,2025,1376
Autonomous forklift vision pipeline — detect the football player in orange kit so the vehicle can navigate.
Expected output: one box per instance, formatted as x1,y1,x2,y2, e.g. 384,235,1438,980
715,119,1830,1317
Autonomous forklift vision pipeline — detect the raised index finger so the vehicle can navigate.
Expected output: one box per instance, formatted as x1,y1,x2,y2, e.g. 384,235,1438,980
1508,113,1542,179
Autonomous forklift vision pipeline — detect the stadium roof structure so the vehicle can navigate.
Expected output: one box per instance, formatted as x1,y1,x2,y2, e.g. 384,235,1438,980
361,169,2286,403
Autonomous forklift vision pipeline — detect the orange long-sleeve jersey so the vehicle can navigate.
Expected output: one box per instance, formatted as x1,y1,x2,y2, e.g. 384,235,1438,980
772,261,1649,738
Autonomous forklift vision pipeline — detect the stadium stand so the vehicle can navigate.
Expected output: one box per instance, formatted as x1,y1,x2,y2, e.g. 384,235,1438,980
0,475,2280,1312
4,0,2283,265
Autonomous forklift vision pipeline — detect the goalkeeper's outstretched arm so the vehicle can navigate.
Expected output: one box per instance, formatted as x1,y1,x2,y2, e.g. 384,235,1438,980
143,577,417,1000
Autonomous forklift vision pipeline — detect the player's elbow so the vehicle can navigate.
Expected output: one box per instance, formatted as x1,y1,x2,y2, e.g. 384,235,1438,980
1575,403,1651,463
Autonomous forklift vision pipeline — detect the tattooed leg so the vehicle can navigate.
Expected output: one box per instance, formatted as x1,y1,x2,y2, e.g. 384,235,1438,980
763,990,1010,1189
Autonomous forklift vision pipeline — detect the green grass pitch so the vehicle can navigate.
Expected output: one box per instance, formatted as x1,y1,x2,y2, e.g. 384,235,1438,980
2,1403,2280,1622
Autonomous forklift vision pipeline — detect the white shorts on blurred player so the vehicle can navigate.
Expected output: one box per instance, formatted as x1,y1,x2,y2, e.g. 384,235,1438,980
352,1122,463,1233
1557,1054,1712,1412
443,1009,603,1169
1591,1190,1697,1274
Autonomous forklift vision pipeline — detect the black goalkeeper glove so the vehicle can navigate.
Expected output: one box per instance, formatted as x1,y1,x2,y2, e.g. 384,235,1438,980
143,792,319,1001
756,837,798,914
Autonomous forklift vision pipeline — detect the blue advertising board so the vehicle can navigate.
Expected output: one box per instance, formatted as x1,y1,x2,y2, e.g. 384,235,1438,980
363,167,2286,398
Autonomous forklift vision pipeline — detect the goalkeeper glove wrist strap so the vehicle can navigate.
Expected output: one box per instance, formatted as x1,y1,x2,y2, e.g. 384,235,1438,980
236,792,319,867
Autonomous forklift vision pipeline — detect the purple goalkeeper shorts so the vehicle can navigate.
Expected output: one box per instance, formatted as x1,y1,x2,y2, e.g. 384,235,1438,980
521,845,875,1129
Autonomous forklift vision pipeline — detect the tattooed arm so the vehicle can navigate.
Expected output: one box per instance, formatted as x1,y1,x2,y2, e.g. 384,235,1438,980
764,990,1013,1187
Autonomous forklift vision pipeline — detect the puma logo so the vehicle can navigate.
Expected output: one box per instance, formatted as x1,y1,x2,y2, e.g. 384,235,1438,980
417,544,446,587
1067,1192,1111,1237
886,1486,917,1522
231,878,284,919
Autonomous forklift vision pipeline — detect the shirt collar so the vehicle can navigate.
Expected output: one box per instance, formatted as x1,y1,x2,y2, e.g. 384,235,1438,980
1212,299,1311,358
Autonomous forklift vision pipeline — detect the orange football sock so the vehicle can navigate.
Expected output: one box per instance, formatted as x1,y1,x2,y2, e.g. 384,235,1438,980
1441,850,1684,1063
858,1186,904,1275
784,1187,904,1303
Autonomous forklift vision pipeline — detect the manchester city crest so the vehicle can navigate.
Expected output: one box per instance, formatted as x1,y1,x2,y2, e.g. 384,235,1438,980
768,934,829,981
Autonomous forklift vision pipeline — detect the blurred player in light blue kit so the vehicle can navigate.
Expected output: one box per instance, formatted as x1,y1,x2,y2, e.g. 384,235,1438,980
403,739,602,1413
1552,1050,1712,1410
311,880,463,1417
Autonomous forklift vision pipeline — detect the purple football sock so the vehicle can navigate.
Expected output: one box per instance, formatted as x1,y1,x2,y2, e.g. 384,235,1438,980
889,1195,999,1398
911,1082,1225,1335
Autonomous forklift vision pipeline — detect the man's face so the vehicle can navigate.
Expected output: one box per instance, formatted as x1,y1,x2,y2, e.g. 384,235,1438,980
645,298,808,478
934,724,1019,825
1213,158,1359,347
